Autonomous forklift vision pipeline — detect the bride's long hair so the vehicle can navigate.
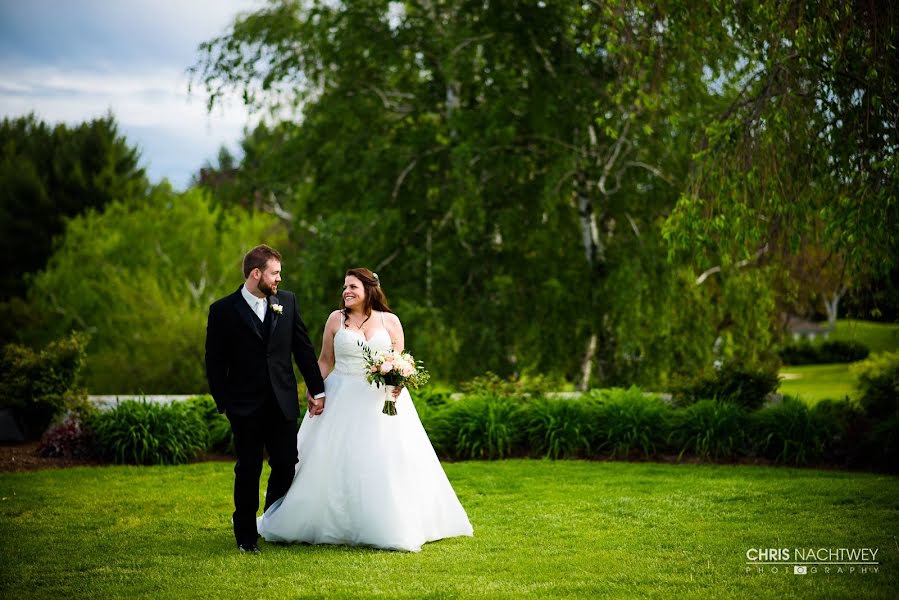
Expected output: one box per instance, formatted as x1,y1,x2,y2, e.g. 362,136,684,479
341,268,392,322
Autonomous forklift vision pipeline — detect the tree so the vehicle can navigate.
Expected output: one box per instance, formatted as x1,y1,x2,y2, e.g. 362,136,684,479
0,113,148,301
664,1,898,291
27,185,286,393
190,0,779,386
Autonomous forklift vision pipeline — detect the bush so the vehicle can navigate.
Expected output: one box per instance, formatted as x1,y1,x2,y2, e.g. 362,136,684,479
850,351,899,419
669,400,748,460
459,372,564,398
593,387,671,458
865,412,899,473
92,399,208,465
428,394,526,460
674,364,779,411
413,384,454,408
0,333,88,438
808,399,866,464
526,396,602,459
750,398,833,465
38,413,95,459
411,384,454,426
183,395,233,454
779,340,870,365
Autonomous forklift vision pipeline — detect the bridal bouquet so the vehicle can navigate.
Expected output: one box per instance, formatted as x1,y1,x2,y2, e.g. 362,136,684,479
359,344,430,415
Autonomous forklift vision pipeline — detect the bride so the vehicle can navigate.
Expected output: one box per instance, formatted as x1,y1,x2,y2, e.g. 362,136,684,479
257,268,473,551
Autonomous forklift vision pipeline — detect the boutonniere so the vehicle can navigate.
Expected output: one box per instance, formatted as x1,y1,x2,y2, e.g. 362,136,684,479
271,303,283,315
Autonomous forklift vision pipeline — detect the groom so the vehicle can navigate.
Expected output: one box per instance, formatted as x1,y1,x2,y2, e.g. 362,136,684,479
205,244,326,553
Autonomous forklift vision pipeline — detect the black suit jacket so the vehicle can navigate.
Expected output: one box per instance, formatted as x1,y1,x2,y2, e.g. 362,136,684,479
204,286,325,419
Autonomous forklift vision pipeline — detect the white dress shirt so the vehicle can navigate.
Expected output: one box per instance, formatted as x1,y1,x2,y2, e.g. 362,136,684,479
241,285,266,321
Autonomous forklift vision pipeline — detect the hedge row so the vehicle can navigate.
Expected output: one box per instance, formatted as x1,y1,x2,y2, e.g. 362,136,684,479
40,387,897,472
32,351,899,471
417,387,897,470
779,339,870,365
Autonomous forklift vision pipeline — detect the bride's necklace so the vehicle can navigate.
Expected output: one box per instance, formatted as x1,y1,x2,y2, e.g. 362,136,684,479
345,311,371,331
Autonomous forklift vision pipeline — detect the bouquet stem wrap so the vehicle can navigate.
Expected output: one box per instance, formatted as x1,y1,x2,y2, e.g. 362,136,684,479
382,385,398,416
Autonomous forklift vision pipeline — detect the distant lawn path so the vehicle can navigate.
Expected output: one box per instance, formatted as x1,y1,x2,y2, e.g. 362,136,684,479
778,319,898,404
778,363,857,404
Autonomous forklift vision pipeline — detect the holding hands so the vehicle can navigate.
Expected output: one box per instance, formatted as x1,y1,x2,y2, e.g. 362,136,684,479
306,391,325,417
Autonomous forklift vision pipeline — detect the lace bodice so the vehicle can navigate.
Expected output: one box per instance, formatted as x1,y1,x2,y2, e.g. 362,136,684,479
332,327,392,376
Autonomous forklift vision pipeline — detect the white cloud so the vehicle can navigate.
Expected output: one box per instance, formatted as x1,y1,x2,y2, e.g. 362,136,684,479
0,62,255,187
0,0,267,188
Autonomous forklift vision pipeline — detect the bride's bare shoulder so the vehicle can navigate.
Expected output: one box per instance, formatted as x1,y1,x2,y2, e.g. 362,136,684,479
326,309,343,329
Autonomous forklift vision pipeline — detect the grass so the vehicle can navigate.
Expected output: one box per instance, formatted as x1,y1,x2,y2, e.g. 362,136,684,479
1,460,897,599
777,319,898,405
826,319,899,353
778,364,858,405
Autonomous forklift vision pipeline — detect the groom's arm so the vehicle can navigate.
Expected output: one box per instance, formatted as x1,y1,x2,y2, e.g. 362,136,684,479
205,302,230,413
289,295,325,398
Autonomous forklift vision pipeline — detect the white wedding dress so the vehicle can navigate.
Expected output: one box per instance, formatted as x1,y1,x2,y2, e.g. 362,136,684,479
257,319,473,552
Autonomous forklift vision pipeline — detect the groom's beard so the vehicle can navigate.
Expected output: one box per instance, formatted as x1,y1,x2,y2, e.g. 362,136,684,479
259,280,277,296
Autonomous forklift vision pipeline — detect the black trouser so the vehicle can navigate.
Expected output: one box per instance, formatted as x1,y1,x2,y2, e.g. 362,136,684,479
226,394,298,546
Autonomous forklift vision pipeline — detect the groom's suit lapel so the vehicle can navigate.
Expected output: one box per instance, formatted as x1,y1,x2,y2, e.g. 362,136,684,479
231,287,263,340
266,295,281,343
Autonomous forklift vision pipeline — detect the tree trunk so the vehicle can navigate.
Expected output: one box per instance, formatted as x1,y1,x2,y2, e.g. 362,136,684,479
575,172,603,267
578,333,597,391
426,226,433,308
823,286,846,330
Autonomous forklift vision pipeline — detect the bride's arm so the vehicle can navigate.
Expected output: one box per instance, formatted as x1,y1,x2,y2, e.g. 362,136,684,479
386,313,406,399
317,310,341,380
385,312,404,353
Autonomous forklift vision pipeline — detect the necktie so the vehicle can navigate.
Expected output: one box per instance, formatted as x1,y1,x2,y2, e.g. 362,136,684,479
256,300,265,321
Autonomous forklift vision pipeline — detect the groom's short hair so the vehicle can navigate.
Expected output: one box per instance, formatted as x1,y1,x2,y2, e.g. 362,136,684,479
243,245,282,278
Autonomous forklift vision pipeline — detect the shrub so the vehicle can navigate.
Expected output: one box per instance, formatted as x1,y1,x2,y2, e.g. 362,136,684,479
674,364,779,410
428,394,526,460
38,414,95,459
593,387,671,458
779,340,870,365
751,398,833,465
808,399,866,464
411,384,454,427
850,351,899,419
865,412,899,473
92,399,208,465
459,372,563,398
0,333,88,438
183,395,233,454
413,384,454,408
525,396,602,459
669,400,748,460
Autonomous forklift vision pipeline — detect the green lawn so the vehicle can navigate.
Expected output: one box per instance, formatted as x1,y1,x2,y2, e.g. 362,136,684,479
778,363,858,405
777,319,898,405
1,460,897,599
826,319,899,353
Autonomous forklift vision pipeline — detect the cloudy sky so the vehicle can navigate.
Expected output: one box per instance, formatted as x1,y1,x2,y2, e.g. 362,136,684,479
0,0,264,188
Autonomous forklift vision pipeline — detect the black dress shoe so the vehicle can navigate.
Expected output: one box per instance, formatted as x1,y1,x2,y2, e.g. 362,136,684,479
237,543,260,553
